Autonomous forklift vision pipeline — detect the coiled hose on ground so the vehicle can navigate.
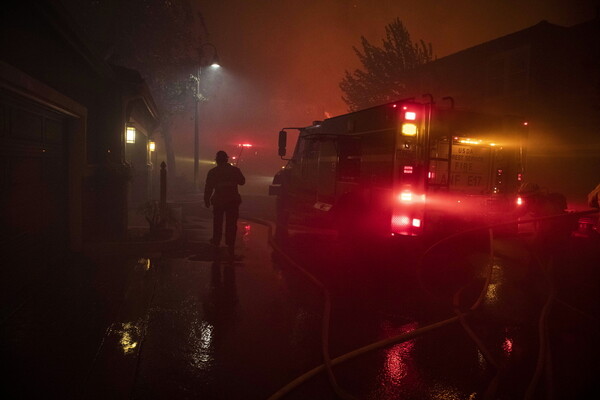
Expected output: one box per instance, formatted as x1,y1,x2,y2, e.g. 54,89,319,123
247,209,598,400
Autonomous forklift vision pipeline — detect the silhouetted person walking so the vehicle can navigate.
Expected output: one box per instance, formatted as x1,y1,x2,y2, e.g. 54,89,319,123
204,151,245,256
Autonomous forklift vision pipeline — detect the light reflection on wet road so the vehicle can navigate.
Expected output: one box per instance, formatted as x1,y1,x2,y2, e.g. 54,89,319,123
2,201,598,399
125,220,324,399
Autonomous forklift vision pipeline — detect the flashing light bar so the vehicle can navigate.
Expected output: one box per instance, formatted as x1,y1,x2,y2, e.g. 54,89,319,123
458,138,482,145
455,137,501,147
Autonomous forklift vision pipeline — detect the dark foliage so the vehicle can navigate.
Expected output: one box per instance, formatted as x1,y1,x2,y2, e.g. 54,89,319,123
60,0,206,174
340,18,433,111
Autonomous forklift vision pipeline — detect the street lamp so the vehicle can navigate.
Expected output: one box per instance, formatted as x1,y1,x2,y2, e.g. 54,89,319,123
192,42,220,192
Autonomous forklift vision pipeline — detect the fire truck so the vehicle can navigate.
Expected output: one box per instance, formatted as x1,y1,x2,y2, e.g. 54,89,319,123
269,98,527,241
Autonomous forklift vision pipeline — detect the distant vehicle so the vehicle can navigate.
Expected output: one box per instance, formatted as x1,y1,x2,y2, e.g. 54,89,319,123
269,98,528,241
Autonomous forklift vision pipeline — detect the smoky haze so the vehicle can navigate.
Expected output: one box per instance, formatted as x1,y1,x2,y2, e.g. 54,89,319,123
180,0,597,194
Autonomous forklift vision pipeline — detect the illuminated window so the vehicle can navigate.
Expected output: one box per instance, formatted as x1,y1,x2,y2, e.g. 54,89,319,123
126,127,136,144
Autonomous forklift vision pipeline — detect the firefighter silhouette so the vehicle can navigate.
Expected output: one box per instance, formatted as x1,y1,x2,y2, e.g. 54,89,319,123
204,151,246,256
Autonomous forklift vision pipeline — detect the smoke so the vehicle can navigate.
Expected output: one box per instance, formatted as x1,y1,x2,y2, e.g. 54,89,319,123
184,0,597,195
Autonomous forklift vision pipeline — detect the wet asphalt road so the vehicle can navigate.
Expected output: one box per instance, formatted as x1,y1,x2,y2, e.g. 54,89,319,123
1,195,599,399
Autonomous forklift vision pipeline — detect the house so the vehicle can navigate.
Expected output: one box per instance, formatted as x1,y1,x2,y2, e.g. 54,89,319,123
1,0,160,260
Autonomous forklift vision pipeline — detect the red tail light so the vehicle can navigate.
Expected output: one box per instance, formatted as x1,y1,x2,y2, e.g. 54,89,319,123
392,215,411,229
397,191,426,203
391,214,423,236
399,191,413,202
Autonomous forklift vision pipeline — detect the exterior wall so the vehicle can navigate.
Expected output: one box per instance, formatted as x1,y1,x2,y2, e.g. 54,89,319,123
0,62,86,251
2,0,159,245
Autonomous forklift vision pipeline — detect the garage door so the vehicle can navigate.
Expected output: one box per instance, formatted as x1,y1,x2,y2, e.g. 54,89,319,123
0,89,68,250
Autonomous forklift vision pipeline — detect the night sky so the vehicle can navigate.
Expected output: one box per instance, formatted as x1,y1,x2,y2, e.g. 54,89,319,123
172,0,598,181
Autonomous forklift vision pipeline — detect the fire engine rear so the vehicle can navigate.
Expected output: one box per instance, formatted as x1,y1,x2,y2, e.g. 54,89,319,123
270,99,527,241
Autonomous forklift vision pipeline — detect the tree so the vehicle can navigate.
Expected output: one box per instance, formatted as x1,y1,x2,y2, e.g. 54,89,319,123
340,18,433,111
61,0,205,177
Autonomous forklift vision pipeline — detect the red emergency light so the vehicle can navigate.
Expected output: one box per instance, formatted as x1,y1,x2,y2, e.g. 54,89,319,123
392,215,411,228
391,214,423,235
396,191,426,203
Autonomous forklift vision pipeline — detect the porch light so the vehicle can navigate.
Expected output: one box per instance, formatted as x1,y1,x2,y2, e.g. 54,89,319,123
126,126,136,144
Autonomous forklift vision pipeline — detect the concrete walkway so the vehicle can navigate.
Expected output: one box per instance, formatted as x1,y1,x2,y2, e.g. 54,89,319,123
1,197,323,399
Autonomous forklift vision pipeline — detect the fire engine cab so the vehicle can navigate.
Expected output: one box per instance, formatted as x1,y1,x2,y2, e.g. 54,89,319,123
270,98,527,241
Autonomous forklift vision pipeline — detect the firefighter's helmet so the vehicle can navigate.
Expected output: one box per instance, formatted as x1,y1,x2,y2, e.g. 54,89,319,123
518,182,540,197
215,150,229,163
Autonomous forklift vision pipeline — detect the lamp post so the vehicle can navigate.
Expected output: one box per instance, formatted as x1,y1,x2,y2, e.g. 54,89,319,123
192,42,220,192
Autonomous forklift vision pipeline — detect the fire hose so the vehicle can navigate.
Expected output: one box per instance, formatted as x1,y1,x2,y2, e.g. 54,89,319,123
248,208,598,399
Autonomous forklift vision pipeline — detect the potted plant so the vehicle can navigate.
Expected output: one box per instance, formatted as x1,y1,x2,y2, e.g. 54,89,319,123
137,200,178,240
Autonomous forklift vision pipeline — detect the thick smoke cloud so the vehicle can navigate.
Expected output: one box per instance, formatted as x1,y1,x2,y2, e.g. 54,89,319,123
180,0,596,191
